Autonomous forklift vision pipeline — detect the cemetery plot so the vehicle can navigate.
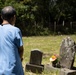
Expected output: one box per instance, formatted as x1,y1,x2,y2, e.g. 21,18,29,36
25,49,44,73
45,37,76,75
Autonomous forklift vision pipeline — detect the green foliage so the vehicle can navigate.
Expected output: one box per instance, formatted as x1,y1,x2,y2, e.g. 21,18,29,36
0,0,76,35
0,0,4,11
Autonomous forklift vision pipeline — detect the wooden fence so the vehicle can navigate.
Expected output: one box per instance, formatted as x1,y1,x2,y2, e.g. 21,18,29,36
49,21,76,34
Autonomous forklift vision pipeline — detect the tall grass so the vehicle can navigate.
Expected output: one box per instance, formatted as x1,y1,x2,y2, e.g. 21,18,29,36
22,35,76,75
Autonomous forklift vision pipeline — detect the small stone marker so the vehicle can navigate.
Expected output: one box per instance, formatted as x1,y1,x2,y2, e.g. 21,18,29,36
30,50,43,65
25,49,44,73
59,37,76,69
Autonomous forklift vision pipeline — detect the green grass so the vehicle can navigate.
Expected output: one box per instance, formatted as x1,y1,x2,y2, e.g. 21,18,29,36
22,35,76,75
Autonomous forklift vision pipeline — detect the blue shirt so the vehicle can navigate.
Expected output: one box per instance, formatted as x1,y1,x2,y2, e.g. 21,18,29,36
0,24,24,75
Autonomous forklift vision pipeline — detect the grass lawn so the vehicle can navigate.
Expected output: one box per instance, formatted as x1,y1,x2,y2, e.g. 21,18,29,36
22,35,76,75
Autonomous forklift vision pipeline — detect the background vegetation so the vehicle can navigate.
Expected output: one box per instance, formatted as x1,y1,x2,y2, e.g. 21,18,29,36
0,0,76,36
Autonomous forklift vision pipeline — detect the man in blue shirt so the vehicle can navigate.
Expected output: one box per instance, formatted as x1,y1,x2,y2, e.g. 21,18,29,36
0,6,24,75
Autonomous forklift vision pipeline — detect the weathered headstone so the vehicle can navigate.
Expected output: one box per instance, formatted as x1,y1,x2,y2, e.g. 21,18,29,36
59,37,76,69
25,49,44,73
45,37,76,75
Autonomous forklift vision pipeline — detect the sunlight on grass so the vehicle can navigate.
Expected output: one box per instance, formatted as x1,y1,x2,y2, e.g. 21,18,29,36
22,35,76,75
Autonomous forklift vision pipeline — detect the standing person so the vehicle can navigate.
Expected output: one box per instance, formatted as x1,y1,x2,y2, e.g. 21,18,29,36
0,6,24,75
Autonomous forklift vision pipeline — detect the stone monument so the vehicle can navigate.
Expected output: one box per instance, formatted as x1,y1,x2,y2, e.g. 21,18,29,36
25,49,44,73
59,37,76,69
45,37,76,75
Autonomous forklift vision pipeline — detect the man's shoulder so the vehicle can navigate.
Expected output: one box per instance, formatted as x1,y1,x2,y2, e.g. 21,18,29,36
10,25,20,31
14,26,20,32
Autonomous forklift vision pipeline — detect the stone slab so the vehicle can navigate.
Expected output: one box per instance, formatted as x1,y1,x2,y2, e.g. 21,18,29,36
44,64,60,72
44,64,76,75
60,68,76,75
25,63,44,73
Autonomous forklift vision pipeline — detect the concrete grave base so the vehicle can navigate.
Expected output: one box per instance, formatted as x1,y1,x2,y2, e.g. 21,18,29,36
60,68,76,75
25,63,44,73
45,64,76,75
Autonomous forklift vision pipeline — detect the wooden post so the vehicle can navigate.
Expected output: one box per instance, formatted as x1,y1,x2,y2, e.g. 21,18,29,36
54,21,56,34
70,22,72,33
62,20,64,26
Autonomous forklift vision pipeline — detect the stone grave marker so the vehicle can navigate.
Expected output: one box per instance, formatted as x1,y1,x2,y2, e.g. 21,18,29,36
25,49,44,73
45,37,76,75
59,37,76,69
30,49,43,65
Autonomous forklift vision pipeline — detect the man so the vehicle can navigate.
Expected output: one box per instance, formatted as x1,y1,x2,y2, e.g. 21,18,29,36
0,6,24,75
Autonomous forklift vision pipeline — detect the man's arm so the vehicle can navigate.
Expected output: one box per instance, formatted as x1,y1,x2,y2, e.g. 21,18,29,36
18,45,24,62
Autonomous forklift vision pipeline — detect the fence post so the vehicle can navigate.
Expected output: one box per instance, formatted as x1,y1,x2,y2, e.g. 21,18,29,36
62,20,64,26
54,21,56,34
70,22,72,33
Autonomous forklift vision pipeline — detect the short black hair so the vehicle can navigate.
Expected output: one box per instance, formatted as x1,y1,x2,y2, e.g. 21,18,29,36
1,6,16,21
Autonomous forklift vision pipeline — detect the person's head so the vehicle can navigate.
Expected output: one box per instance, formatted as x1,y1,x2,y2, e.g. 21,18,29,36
1,6,16,25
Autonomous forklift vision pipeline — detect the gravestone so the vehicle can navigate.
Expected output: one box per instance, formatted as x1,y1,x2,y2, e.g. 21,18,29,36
25,49,44,73
30,50,43,65
59,37,76,69
45,37,76,75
